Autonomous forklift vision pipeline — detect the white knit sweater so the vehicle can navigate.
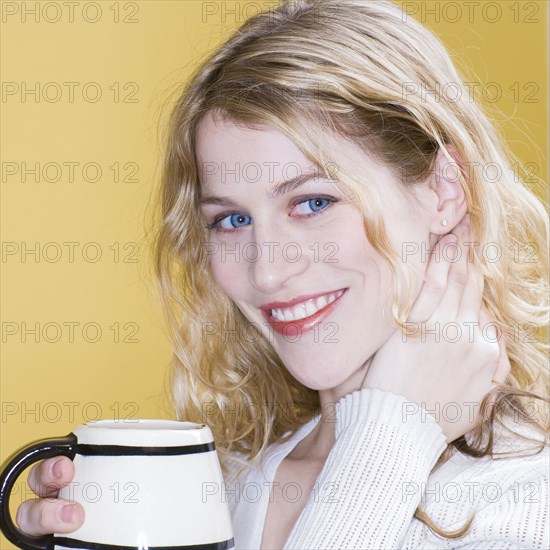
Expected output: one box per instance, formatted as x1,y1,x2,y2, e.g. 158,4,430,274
222,387,549,549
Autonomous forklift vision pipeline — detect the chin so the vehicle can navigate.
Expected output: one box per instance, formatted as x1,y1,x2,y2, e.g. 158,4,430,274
285,363,355,392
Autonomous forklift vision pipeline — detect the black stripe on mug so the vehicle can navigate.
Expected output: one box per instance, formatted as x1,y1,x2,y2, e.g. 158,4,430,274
72,442,216,456
52,536,235,550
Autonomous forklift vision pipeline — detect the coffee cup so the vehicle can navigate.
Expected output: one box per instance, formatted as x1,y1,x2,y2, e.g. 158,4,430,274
0,419,235,549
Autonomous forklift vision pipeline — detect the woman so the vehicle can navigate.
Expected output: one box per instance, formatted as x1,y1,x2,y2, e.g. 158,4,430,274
16,0,548,548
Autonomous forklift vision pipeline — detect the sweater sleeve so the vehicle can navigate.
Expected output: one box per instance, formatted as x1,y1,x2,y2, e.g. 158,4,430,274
283,387,448,550
408,450,550,550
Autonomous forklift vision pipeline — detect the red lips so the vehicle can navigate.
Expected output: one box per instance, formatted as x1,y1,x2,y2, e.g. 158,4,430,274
261,288,348,336
259,288,347,311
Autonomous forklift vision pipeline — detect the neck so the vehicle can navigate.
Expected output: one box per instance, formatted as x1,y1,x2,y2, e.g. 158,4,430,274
289,357,372,461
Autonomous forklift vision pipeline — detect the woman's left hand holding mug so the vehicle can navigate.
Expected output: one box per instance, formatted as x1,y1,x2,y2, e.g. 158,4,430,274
15,456,84,536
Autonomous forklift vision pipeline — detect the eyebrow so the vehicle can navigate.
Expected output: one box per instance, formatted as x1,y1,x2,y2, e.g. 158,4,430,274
199,170,325,207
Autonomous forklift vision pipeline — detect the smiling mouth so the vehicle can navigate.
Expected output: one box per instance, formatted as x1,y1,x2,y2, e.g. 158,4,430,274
261,288,348,336
269,288,346,322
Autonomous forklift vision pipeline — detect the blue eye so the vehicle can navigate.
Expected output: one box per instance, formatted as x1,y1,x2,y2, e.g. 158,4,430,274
205,195,337,233
295,197,331,215
217,213,252,230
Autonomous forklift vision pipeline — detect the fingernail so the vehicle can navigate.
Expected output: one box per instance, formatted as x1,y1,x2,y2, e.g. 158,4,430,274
51,457,64,479
60,503,77,523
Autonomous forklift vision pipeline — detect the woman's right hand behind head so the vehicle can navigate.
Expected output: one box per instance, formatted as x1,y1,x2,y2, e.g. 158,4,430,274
16,456,84,536
361,214,511,443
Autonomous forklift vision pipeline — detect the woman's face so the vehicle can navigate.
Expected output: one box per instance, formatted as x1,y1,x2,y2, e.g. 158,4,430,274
196,110,439,393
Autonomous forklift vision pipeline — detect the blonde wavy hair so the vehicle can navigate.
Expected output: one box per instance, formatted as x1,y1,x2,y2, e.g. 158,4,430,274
148,0,549,539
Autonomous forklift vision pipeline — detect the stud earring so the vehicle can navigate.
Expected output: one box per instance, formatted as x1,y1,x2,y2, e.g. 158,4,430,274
441,219,448,226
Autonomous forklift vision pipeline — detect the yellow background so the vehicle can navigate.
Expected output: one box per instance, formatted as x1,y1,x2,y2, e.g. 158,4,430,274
1,1,547,547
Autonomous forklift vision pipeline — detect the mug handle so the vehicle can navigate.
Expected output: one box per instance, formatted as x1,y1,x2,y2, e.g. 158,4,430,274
0,433,78,550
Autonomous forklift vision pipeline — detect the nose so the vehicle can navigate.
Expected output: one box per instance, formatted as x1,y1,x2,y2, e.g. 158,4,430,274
247,221,310,295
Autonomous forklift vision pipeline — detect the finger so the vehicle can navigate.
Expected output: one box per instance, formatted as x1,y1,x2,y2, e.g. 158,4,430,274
16,498,84,537
408,233,457,323
479,306,500,346
433,215,471,321
491,330,511,386
457,252,484,322
28,457,75,499
478,306,503,382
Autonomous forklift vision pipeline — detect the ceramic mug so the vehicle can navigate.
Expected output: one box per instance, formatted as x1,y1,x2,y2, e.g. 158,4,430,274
0,419,235,550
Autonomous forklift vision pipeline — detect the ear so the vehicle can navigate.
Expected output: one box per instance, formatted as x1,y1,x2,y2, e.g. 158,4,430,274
428,144,468,235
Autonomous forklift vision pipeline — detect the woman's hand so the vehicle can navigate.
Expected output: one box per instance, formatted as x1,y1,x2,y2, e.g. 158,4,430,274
361,215,511,443
15,456,84,536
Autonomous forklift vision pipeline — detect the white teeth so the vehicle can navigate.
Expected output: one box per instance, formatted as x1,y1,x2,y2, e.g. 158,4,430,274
270,289,345,322
304,301,317,317
315,295,328,310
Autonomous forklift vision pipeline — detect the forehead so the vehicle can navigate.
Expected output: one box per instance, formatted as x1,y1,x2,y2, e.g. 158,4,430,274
194,110,399,200
195,110,311,188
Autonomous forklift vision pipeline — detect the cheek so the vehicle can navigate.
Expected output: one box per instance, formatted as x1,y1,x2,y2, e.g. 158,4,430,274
329,215,390,286
395,230,431,300
332,218,401,326
208,253,243,299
